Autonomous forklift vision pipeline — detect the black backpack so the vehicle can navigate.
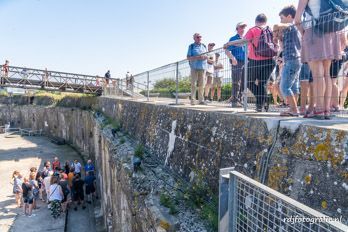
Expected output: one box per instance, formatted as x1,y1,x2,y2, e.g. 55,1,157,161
252,26,277,58
305,0,348,35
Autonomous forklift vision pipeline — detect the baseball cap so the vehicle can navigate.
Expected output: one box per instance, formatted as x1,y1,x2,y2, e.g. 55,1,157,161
236,22,247,29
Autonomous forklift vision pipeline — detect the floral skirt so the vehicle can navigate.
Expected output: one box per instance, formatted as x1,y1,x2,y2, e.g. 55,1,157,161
50,200,62,219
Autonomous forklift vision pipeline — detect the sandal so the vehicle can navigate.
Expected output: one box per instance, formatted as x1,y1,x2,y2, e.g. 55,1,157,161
312,111,325,120
280,111,299,117
331,106,340,113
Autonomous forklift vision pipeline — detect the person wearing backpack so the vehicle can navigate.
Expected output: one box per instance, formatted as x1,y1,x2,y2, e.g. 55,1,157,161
187,33,208,105
295,0,344,119
245,14,277,112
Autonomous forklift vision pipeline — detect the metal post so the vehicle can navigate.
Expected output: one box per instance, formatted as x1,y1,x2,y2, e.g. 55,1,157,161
175,62,179,105
228,172,238,232
121,79,123,97
219,167,235,232
9,92,13,127
243,43,248,112
147,71,150,101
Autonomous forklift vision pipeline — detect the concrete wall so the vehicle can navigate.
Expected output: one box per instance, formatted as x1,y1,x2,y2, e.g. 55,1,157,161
0,104,207,231
0,96,347,225
96,97,348,224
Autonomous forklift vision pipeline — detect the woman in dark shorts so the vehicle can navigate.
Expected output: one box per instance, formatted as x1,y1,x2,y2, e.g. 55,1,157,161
22,177,35,217
84,171,96,204
59,173,70,212
72,174,86,211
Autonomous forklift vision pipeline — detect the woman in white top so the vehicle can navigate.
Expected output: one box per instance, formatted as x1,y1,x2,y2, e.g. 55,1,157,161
49,176,64,218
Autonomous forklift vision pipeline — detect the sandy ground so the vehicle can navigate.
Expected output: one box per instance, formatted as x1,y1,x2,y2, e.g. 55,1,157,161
0,134,95,232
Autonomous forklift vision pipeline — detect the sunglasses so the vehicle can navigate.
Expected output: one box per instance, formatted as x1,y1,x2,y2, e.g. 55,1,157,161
195,36,202,39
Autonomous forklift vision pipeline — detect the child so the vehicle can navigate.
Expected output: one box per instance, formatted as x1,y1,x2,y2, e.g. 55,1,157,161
12,171,23,208
274,5,301,116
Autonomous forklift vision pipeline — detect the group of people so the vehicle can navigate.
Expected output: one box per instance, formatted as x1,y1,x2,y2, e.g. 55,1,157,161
96,70,134,92
187,0,348,119
12,157,97,219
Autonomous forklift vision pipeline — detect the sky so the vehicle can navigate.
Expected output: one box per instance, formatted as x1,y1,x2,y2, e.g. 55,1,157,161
0,0,297,78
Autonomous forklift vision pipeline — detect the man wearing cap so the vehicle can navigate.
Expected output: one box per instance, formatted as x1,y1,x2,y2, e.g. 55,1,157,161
187,33,208,105
225,22,247,107
204,43,216,102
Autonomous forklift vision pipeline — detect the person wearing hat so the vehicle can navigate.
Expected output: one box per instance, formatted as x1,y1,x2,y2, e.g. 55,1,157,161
187,33,208,105
211,53,224,101
204,43,216,102
224,22,247,107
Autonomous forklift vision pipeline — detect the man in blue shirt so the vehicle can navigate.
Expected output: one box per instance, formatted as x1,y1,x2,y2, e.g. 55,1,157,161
224,22,247,107
187,33,208,105
84,159,95,175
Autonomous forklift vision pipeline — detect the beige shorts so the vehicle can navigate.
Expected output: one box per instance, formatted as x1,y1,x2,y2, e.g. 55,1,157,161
213,77,222,88
206,72,213,85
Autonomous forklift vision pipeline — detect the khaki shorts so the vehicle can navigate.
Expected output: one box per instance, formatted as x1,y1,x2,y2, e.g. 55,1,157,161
213,77,222,88
206,72,213,85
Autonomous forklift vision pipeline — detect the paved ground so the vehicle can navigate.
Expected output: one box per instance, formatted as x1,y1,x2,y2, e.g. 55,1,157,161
0,134,96,232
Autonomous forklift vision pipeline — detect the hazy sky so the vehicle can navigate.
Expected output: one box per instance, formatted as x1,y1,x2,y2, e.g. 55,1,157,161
0,0,297,77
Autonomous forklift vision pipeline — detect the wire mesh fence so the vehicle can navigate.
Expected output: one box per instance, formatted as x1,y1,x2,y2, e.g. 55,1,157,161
100,11,348,118
219,169,348,232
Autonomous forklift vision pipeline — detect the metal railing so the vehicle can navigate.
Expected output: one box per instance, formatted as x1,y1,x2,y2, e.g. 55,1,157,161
0,65,104,94
219,168,348,232
103,11,348,117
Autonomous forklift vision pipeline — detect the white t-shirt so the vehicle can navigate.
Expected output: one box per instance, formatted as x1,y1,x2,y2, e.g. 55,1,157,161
43,176,51,192
214,61,223,78
73,162,82,173
206,52,215,74
303,0,320,29
49,184,63,201
308,0,320,19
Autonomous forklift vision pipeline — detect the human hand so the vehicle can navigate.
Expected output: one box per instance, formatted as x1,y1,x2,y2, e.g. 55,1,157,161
232,58,238,66
200,55,208,60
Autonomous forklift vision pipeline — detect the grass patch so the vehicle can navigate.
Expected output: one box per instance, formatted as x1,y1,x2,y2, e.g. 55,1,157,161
134,144,144,159
160,193,178,215
175,170,218,231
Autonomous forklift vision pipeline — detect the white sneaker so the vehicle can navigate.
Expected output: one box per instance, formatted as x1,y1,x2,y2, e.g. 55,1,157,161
28,214,36,217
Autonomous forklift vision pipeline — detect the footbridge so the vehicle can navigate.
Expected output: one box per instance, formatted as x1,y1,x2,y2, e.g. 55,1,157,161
0,65,104,94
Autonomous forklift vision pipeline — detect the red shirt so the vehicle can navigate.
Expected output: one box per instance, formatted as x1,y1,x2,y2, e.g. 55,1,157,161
3,63,9,73
244,26,272,61
52,160,61,170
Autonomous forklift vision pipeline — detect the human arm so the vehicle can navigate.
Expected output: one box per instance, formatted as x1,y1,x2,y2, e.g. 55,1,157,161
187,45,207,61
294,0,308,35
225,50,238,65
59,185,64,198
207,54,215,65
187,54,208,61
214,62,224,70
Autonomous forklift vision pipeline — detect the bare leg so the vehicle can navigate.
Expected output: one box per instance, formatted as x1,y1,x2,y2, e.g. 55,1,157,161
340,76,348,108
309,61,325,112
23,203,27,215
324,60,332,113
28,203,33,216
331,78,339,108
308,82,315,112
16,193,21,207
211,87,216,100
287,95,299,113
217,87,221,101
204,76,212,99
300,81,309,114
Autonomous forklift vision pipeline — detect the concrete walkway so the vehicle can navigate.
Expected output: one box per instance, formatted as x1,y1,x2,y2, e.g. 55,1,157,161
0,134,96,232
